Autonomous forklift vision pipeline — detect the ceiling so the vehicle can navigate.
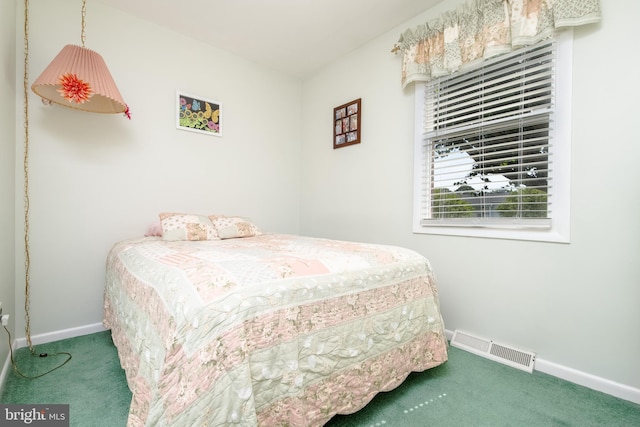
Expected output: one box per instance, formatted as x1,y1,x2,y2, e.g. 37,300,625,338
96,0,442,78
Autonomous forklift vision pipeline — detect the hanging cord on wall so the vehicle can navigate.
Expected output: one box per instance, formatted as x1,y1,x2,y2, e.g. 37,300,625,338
21,0,72,366
80,0,87,47
23,0,33,354
11,0,72,378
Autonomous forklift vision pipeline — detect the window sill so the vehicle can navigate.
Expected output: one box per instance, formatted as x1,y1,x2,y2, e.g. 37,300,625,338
413,223,570,243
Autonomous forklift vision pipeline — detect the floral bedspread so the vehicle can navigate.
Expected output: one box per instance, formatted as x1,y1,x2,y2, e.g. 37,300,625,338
103,234,447,426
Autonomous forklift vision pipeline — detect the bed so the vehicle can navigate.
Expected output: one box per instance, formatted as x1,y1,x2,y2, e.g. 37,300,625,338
103,215,447,426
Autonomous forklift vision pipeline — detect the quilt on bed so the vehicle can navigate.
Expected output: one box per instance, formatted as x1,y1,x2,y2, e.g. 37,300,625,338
103,233,447,426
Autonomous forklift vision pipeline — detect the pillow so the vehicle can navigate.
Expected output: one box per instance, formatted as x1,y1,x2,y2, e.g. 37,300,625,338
159,213,219,241
209,215,262,239
144,221,163,237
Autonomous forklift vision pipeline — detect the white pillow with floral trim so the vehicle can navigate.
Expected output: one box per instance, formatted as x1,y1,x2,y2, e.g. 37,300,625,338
209,215,262,239
159,213,219,241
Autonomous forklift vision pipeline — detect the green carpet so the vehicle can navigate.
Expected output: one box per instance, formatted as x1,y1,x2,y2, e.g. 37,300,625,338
1,331,131,426
326,348,640,427
1,331,639,426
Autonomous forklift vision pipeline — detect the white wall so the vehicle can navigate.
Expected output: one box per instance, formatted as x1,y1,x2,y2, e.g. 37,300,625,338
8,0,639,403
14,0,302,337
1,0,16,369
301,0,640,394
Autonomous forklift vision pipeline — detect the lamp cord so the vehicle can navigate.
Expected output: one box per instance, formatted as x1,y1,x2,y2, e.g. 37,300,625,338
81,0,87,47
19,0,73,377
23,0,33,355
3,325,72,379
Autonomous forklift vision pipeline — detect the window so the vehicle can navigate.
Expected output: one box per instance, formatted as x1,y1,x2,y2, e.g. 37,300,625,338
413,30,572,243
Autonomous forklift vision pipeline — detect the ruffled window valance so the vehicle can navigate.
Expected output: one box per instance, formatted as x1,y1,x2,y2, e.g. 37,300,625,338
394,0,601,88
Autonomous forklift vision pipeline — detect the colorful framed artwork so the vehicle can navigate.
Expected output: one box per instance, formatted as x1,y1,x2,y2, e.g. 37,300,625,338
333,98,361,149
177,91,222,137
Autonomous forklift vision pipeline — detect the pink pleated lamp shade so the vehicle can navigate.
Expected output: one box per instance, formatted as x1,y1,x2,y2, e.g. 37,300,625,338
31,44,127,114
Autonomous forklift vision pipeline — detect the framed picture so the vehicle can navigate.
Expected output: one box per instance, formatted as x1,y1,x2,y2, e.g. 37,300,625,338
177,91,222,137
333,98,361,149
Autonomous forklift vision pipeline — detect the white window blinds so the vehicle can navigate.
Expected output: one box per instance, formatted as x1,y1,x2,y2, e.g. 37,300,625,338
420,39,556,229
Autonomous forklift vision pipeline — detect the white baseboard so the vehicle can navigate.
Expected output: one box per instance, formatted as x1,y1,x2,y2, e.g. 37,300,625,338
14,322,107,349
444,329,640,405
535,358,640,405
0,335,17,399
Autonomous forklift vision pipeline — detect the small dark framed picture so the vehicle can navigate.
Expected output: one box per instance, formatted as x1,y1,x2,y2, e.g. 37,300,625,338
333,98,361,149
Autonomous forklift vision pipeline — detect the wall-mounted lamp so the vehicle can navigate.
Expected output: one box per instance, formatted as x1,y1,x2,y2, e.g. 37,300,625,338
31,0,130,118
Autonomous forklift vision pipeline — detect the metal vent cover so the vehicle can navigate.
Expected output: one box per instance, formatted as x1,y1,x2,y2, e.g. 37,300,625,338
450,330,536,373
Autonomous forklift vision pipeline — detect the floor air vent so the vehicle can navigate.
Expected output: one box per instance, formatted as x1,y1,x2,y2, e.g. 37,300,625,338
450,330,536,373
